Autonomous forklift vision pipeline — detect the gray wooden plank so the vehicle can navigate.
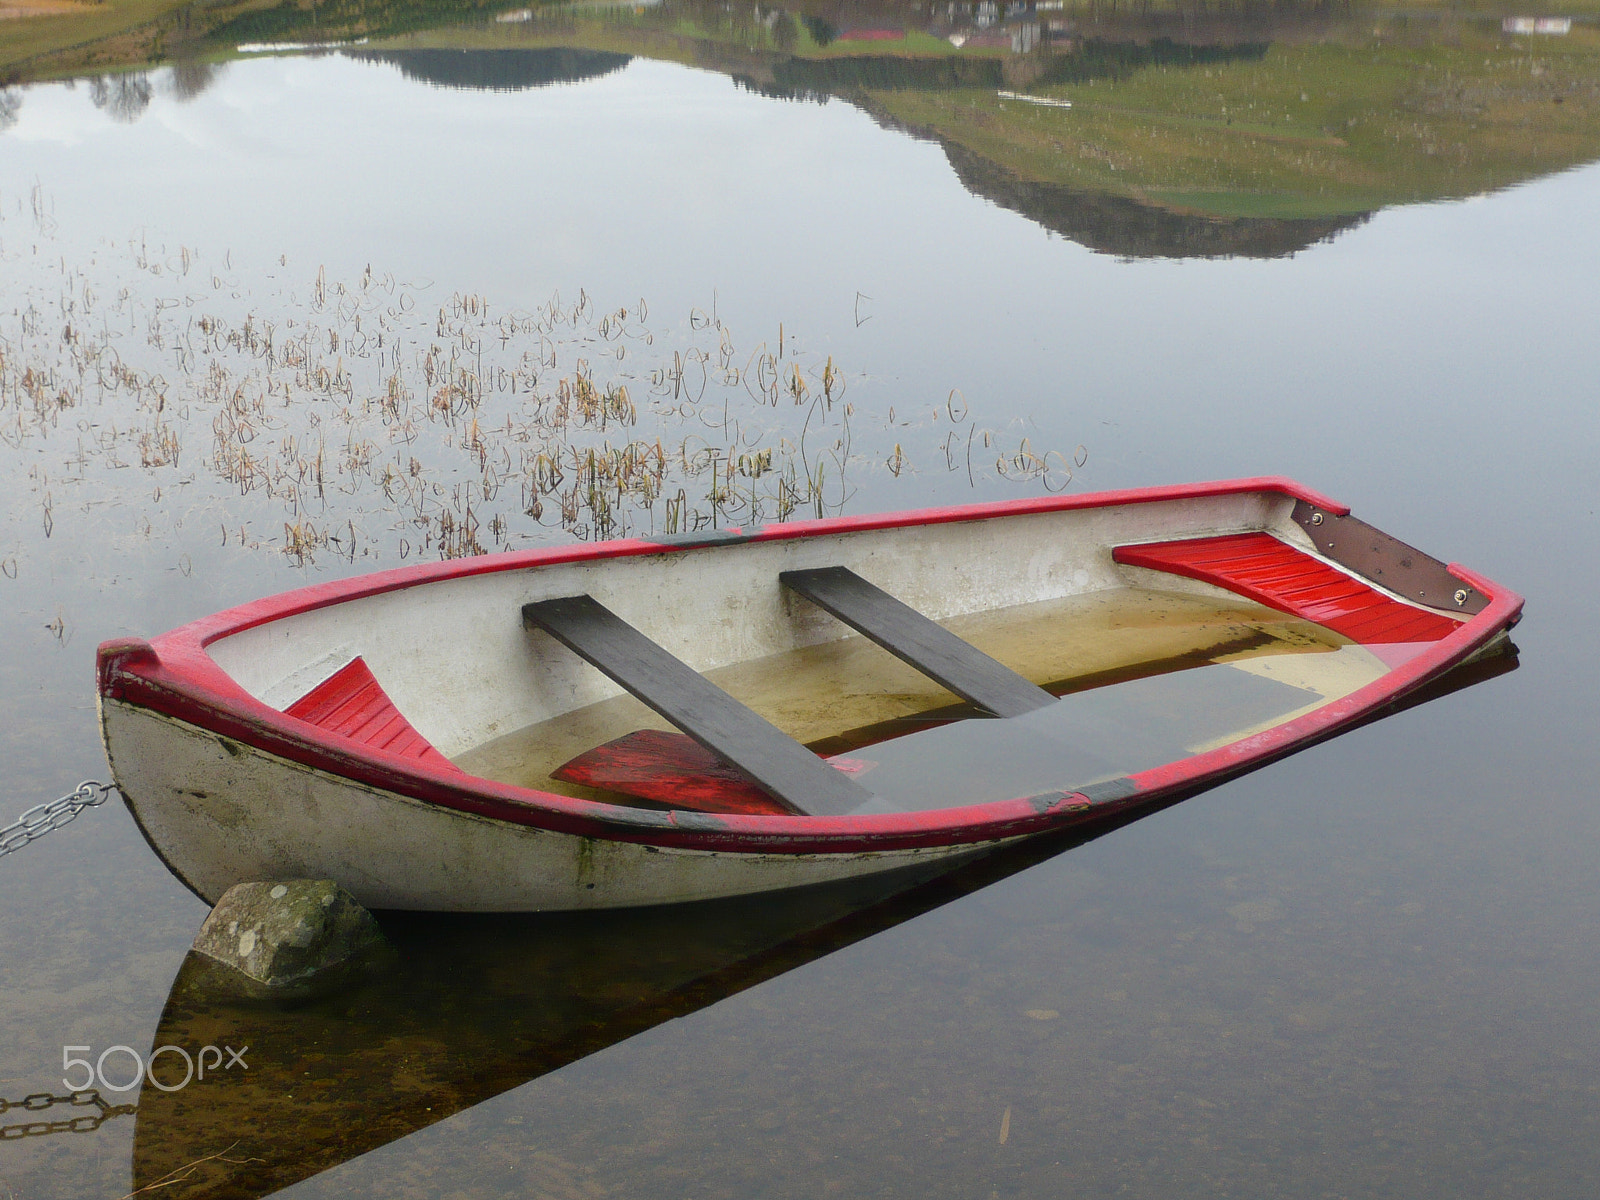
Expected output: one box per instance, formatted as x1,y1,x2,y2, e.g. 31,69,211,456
522,596,872,818
780,566,1055,719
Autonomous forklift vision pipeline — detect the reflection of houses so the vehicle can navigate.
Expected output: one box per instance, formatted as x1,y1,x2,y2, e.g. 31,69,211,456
947,25,1037,51
929,1,1106,56
952,30,1011,47
830,0,1044,47
1502,16,1572,34
826,0,1362,57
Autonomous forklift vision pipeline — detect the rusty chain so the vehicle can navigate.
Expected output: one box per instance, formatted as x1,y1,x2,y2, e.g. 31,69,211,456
0,781,116,861
0,1090,136,1140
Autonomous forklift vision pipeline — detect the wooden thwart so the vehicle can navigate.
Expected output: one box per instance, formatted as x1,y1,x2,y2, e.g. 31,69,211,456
522,596,873,817
780,567,1055,718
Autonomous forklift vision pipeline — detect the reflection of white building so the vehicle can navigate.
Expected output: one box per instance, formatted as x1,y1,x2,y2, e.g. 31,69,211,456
1502,16,1572,34
936,0,1049,54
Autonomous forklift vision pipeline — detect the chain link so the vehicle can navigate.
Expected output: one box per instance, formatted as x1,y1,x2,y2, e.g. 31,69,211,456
0,781,117,860
0,1090,136,1140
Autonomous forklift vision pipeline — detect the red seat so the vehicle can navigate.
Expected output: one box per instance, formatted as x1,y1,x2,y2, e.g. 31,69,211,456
284,657,461,773
1114,532,1460,645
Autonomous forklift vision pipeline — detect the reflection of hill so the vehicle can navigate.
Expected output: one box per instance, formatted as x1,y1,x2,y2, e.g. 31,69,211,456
346,47,631,90
10,0,1600,262
940,136,1372,259
1033,38,1268,85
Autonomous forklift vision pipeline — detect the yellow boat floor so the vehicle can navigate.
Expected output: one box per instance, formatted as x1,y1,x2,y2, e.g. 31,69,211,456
455,587,1389,808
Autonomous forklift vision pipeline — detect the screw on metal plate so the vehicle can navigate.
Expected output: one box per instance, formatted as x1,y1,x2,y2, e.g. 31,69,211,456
1454,588,1470,607
1310,512,1324,526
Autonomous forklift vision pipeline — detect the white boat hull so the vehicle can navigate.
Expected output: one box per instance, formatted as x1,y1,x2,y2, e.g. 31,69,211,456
102,699,996,911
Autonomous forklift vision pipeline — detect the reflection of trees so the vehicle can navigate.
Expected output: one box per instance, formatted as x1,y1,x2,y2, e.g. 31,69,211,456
771,11,799,52
89,74,154,123
1034,38,1268,86
774,53,1003,90
800,14,837,45
0,89,20,135
169,60,225,103
346,48,631,92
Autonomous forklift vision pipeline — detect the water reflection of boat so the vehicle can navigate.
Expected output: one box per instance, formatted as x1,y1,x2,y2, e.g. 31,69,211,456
97,480,1521,912
120,845,1048,1195
129,860,1003,1197
135,639,1517,1199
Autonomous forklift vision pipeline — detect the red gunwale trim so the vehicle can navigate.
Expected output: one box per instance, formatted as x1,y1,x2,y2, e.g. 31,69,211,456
97,478,1521,855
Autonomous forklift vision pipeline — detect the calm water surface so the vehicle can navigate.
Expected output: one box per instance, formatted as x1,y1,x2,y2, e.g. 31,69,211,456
2,3,1599,1196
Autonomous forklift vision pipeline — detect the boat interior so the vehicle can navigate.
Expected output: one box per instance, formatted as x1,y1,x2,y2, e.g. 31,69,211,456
204,497,1466,818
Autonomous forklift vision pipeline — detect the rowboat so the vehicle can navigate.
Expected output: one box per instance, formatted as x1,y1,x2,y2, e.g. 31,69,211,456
96,477,1522,912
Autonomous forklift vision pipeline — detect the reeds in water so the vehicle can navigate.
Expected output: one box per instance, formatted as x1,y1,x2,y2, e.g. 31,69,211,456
0,219,1085,572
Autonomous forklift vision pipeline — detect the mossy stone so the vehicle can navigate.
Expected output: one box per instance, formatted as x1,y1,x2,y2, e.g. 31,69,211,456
192,879,385,992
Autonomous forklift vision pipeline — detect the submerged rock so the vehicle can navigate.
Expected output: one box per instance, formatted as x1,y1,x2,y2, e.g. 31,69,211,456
192,880,386,994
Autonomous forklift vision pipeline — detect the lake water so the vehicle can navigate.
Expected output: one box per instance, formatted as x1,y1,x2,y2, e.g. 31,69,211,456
2,2,1599,1195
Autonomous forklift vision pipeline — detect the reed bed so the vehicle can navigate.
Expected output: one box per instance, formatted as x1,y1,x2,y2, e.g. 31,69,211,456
0,198,1084,574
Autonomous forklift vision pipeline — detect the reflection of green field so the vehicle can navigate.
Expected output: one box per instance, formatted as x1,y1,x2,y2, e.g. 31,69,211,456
0,0,195,79
868,29,1600,218
0,0,515,80
7,0,1600,226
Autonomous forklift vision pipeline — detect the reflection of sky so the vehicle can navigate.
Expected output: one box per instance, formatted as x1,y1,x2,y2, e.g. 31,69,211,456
3,55,947,311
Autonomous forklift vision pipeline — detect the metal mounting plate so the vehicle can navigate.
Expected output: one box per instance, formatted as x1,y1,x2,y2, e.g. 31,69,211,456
1290,500,1487,616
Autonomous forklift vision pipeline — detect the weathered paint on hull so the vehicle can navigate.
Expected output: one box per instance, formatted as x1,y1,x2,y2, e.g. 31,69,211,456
101,698,998,912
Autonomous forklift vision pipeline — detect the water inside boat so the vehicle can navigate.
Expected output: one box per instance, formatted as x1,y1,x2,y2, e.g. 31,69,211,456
456,586,1412,813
